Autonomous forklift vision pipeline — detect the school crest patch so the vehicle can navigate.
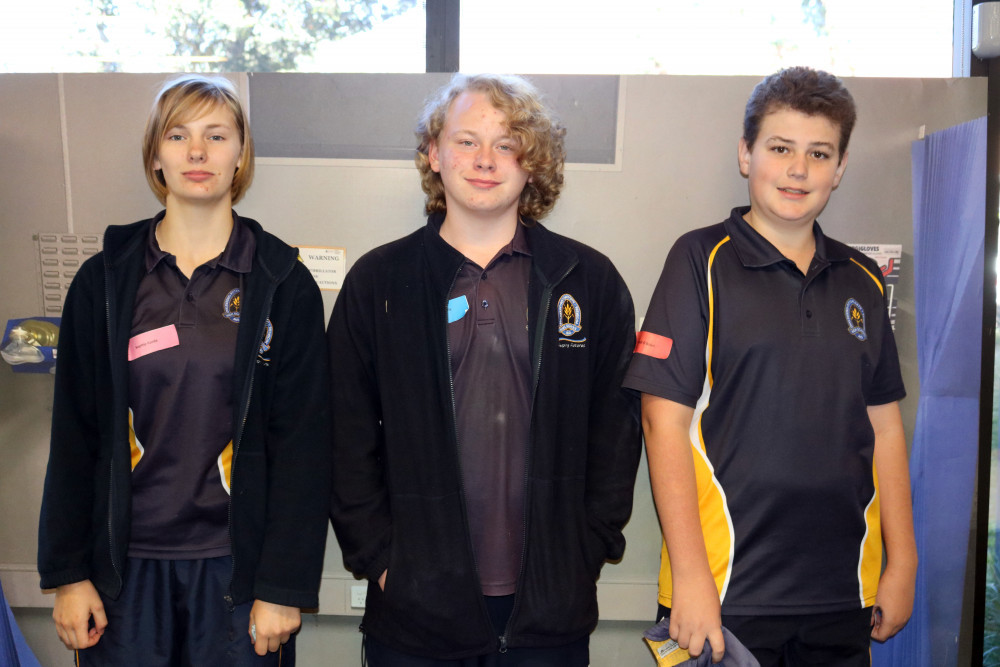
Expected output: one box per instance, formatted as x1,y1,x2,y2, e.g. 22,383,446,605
223,288,241,323
258,318,274,361
844,298,866,341
557,293,586,345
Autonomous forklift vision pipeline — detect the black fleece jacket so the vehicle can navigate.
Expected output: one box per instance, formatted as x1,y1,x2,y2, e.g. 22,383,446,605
328,214,642,658
38,213,331,609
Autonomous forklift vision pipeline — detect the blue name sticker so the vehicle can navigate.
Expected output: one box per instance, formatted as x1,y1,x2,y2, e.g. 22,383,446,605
447,295,470,323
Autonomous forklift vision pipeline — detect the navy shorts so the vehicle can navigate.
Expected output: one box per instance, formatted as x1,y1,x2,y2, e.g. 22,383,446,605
657,604,871,667
77,556,294,666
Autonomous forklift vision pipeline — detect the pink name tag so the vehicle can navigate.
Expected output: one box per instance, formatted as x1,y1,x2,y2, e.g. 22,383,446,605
128,324,180,362
634,330,673,360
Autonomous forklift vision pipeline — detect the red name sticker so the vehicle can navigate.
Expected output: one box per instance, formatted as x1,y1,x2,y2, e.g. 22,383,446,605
127,324,180,362
634,331,673,359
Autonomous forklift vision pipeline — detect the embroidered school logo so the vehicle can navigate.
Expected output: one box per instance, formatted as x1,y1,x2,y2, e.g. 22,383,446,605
223,288,241,323
258,318,273,359
557,293,586,344
845,298,867,341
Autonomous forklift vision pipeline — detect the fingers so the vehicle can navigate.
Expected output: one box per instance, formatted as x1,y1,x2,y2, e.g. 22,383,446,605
870,606,906,642
91,604,109,635
249,601,300,656
53,581,105,650
707,627,726,663
54,615,100,650
251,625,293,656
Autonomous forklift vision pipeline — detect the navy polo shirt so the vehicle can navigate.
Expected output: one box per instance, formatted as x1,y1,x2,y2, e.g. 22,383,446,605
624,206,905,615
127,213,255,559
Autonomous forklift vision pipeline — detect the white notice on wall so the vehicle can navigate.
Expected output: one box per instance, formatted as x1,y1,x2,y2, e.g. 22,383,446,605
295,246,346,291
847,243,902,331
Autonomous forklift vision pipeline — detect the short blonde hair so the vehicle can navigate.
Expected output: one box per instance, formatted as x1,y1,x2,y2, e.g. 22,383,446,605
142,74,255,205
415,74,566,221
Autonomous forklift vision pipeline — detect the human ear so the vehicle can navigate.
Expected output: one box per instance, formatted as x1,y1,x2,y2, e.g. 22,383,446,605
737,137,751,178
428,140,441,173
832,150,849,188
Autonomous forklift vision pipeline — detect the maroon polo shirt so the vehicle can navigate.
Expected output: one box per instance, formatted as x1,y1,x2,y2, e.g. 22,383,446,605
127,213,254,559
447,223,532,596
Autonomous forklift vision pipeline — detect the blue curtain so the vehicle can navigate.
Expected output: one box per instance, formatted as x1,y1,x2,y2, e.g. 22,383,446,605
1,579,42,667
871,116,987,666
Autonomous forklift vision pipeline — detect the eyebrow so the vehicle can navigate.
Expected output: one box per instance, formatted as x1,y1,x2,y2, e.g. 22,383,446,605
449,128,516,142
767,134,836,150
166,122,234,132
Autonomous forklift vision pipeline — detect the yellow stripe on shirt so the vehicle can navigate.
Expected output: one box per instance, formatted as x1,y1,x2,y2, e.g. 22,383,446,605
128,408,144,471
658,236,736,607
850,258,884,296
858,463,883,606
217,441,234,495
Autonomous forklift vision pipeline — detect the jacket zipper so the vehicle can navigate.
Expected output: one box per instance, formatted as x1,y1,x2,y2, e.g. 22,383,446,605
225,283,274,610
499,260,576,652
442,264,496,649
104,256,123,586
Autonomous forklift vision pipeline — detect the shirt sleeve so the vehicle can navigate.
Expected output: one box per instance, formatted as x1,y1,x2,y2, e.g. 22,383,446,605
623,232,713,408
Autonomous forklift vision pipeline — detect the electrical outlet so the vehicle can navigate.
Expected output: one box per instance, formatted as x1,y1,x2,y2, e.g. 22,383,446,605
350,585,367,609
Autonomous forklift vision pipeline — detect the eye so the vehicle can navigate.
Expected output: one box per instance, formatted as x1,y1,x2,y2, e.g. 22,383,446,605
770,145,789,154
165,133,185,141
497,143,513,152
811,150,831,160
209,134,226,141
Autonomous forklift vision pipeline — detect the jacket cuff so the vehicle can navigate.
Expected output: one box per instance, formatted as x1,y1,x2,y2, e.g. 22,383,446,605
38,566,92,592
364,550,391,585
252,581,320,610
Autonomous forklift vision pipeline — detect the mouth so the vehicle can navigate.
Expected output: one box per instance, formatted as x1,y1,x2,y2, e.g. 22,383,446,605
467,178,500,189
183,171,214,182
778,187,808,196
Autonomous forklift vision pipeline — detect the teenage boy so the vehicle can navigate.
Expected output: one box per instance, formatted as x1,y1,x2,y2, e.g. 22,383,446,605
624,67,917,665
327,74,642,665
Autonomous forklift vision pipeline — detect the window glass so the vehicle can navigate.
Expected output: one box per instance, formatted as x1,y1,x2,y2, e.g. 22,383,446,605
987,249,1000,661
460,0,954,77
0,1,958,76
0,0,422,73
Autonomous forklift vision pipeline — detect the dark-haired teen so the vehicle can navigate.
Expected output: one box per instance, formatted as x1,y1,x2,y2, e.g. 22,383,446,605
625,67,916,666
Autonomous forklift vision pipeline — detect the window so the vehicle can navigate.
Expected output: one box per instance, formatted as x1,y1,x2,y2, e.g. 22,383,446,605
460,0,955,77
0,0,423,73
1,0,958,77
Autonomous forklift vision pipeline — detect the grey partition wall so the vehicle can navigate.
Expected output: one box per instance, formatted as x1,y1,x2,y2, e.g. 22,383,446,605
0,73,986,666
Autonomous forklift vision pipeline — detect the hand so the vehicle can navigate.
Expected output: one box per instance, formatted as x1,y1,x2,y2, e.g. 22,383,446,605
378,569,387,591
669,574,725,663
249,601,301,656
870,562,915,641
53,580,106,650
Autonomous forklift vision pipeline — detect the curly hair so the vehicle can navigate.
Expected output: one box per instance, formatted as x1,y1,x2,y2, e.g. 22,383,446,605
743,66,856,162
415,73,567,222
142,74,255,206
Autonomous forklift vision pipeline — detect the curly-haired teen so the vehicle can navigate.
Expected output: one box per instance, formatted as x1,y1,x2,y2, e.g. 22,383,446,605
415,73,567,223
328,73,641,665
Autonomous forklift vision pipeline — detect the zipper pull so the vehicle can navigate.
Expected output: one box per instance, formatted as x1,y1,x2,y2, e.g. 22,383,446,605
499,634,508,653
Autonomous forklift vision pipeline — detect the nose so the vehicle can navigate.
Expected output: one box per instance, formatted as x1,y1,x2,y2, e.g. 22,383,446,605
188,139,206,163
474,146,495,171
787,153,807,179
